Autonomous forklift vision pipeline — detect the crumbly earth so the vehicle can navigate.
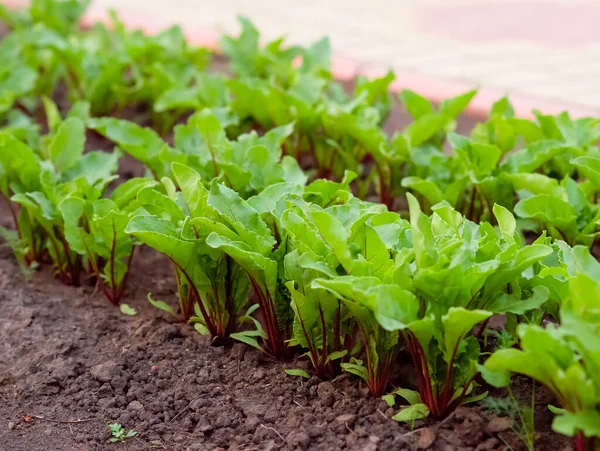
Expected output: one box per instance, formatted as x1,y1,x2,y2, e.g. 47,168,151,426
0,98,572,451
0,241,570,451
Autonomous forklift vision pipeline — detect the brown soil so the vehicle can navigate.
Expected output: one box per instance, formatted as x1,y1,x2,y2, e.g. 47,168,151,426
0,240,571,451
0,77,572,451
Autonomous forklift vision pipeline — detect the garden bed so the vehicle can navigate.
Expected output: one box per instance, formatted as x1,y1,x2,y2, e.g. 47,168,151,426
0,113,565,451
1,2,599,451
0,242,567,451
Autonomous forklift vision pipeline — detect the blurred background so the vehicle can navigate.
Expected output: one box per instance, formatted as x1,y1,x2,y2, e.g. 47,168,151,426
88,0,600,111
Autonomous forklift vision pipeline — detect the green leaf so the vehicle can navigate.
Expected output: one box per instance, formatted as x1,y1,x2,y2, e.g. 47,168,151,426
88,117,167,177
395,388,422,405
493,203,516,242
572,156,600,189
399,90,434,120
340,362,369,382
514,194,576,230
439,89,477,119
460,390,488,406
552,410,600,438
401,177,443,207
442,308,491,363
285,369,311,379
382,394,396,407
48,117,85,172
194,323,210,335
230,331,264,351
392,403,430,422
486,286,549,315
326,350,348,363
147,293,176,316
119,304,138,316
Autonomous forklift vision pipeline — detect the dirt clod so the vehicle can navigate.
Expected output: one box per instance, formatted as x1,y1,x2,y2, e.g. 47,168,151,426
417,427,436,449
487,416,513,433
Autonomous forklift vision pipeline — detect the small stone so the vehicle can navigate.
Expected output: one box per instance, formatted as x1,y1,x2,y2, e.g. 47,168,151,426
245,415,261,429
417,428,436,449
173,433,187,443
231,343,246,360
8,421,15,430
317,382,335,400
369,435,380,443
320,394,334,407
476,438,500,450
440,445,457,451
195,415,212,432
358,387,371,398
289,431,310,447
487,416,513,433
90,361,120,383
127,400,144,412
331,413,357,433
333,414,357,426
258,440,276,451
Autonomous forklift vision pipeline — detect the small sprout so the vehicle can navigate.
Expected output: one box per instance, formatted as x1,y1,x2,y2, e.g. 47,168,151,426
119,304,138,316
285,369,310,379
108,423,137,443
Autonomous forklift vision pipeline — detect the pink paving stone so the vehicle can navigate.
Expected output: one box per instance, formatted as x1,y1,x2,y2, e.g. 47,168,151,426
331,55,359,81
418,1,600,48
184,28,220,51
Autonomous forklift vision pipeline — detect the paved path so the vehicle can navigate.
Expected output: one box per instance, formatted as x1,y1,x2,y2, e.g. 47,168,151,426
84,0,600,112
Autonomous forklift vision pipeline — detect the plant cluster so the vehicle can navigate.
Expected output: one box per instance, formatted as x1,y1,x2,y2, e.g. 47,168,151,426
1,2,600,449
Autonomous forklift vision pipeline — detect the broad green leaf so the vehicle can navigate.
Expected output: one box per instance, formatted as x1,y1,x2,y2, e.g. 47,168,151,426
441,307,491,362
392,403,430,422
493,203,516,243
49,117,85,172
572,156,600,189
439,89,477,119
552,410,600,438
399,90,434,120
395,388,422,405
514,194,576,230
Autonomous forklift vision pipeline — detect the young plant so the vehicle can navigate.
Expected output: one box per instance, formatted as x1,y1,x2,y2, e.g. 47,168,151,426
59,177,155,303
480,388,536,451
0,132,43,266
108,423,137,443
6,116,120,284
482,244,600,451
282,197,396,379
385,196,552,421
511,175,600,247
126,164,250,341
202,179,295,358
90,110,305,197
313,277,418,397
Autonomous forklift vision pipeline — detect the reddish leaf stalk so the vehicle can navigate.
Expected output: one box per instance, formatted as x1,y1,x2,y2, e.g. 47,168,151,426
358,323,398,397
575,433,596,451
248,275,292,360
405,332,475,419
366,349,395,397
179,268,218,337
295,300,357,379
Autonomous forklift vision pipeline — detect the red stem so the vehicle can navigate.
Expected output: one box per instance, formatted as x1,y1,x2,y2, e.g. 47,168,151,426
576,432,585,451
179,267,218,337
248,276,289,359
